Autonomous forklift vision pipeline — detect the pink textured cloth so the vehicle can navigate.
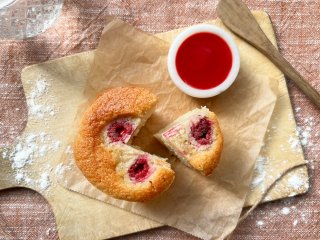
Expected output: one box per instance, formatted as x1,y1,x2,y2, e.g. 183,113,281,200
0,0,319,239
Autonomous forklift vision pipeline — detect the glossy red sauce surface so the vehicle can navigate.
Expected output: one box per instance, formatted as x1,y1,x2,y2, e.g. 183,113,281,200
175,32,233,90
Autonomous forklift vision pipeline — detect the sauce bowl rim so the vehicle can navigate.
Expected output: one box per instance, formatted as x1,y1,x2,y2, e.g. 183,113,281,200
167,24,240,98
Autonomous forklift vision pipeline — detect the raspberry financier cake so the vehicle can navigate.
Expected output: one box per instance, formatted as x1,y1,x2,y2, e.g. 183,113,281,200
155,107,223,176
73,87,175,202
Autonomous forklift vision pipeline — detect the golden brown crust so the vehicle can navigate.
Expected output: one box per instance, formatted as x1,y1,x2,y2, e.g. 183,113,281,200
73,87,175,202
189,112,224,176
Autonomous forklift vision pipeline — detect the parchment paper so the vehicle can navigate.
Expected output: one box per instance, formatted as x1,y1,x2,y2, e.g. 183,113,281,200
59,17,277,240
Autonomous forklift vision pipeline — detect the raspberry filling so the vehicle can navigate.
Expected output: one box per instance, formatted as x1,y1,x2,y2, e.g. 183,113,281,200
191,117,213,145
107,119,134,143
128,155,151,182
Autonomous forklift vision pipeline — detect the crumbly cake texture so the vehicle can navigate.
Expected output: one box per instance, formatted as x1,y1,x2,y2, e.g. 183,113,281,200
155,107,223,176
73,87,175,202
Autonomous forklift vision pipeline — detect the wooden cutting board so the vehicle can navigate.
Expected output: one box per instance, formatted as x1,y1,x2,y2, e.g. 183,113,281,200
0,11,308,240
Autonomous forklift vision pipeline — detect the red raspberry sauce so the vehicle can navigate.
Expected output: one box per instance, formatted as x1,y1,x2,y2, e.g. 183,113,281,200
176,32,232,90
128,155,150,182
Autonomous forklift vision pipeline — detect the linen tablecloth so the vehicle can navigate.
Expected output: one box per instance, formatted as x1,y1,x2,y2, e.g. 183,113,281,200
0,1,319,239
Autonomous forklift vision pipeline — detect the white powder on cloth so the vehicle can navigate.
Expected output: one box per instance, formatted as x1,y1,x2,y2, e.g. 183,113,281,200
282,109,318,156
281,207,291,215
46,227,55,236
296,116,316,147
256,220,264,227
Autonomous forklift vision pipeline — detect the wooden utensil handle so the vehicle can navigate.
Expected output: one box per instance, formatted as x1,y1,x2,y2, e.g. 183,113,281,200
261,44,320,108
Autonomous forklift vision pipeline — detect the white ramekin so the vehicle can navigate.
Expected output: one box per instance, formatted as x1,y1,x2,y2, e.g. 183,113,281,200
167,24,240,98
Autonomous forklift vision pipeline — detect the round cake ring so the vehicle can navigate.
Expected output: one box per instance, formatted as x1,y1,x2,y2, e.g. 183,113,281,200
73,87,175,202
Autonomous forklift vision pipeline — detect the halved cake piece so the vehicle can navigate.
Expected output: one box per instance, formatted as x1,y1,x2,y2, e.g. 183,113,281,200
155,107,223,176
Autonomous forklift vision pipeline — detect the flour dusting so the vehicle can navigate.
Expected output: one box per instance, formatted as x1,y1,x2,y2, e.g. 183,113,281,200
46,227,55,236
15,172,24,183
55,162,67,177
250,155,267,189
1,76,62,191
3,133,61,170
288,175,305,190
288,136,301,153
296,116,316,148
256,220,264,227
27,78,56,119
281,207,290,215
39,172,51,190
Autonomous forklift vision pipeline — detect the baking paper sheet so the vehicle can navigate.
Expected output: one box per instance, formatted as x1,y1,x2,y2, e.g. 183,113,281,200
59,17,277,240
